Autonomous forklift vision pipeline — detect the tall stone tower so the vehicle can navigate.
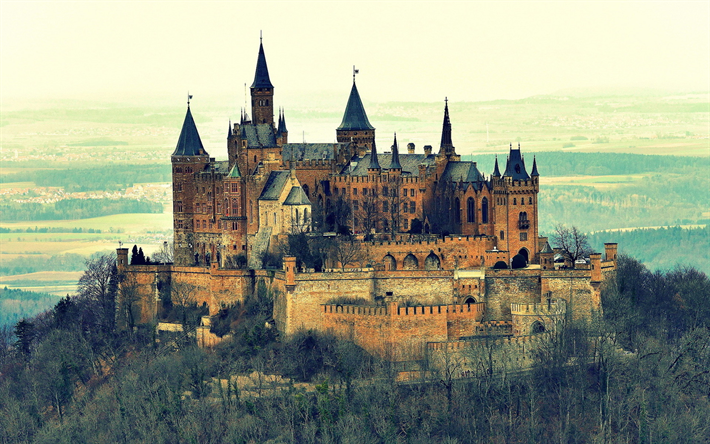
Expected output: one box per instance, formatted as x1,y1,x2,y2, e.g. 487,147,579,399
250,40,274,125
491,144,539,264
172,103,210,266
336,78,375,155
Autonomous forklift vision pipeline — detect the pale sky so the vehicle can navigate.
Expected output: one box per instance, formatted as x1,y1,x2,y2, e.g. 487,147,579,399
1,1,709,106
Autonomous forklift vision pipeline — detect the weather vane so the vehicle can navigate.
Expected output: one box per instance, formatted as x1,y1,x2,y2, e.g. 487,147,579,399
187,92,193,107
353,65,359,82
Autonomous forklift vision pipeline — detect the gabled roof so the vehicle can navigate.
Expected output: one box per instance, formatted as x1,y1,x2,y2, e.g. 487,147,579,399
341,153,437,176
337,82,375,131
258,171,290,200
199,160,230,175
250,42,274,89
240,124,277,148
503,144,530,180
282,143,348,161
172,106,208,156
284,186,311,205
441,161,484,183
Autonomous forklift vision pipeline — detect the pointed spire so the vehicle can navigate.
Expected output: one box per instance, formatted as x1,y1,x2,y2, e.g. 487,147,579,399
368,140,380,170
439,97,454,153
172,105,207,156
228,163,241,178
250,39,274,89
492,155,501,177
531,155,539,176
277,107,288,134
337,81,374,131
228,119,233,138
503,142,530,180
390,133,402,170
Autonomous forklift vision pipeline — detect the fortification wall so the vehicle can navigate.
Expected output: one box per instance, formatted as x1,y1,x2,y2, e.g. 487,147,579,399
484,269,542,320
365,235,497,270
322,302,485,361
119,263,253,323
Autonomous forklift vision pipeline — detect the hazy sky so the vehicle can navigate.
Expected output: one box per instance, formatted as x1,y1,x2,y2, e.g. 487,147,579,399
1,1,709,106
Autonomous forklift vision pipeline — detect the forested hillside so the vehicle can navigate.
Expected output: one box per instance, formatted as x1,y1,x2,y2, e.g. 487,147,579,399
0,198,162,221
1,255,709,443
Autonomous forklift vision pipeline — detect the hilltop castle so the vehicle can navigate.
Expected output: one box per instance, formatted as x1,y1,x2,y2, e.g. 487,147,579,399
117,41,618,369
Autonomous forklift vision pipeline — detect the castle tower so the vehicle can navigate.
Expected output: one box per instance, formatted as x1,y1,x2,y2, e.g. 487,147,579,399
250,39,274,125
172,102,210,266
389,133,402,172
492,143,539,265
336,76,375,155
277,107,288,145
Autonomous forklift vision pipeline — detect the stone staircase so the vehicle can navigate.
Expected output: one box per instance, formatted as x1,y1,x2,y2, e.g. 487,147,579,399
248,226,273,269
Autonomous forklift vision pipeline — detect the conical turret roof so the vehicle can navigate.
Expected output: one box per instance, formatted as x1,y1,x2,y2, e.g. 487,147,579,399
337,82,375,131
492,155,501,177
368,140,380,170
531,156,539,176
503,143,530,180
173,106,207,156
250,41,274,89
440,99,453,151
277,108,288,134
389,133,402,170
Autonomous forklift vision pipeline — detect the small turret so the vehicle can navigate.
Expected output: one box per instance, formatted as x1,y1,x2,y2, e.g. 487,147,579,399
389,133,402,170
503,142,529,180
492,155,501,177
531,156,539,177
368,140,381,171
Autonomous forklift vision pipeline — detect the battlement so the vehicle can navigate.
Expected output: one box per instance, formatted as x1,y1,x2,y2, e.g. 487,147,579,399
428,331,553,353
322,302,485,318
511,300,566,316
288,159,334,168
367,233,492,247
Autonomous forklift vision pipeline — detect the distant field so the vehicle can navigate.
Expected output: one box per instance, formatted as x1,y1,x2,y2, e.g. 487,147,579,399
541,174,647,189
0,271,83,296
0,212,172,233
0,181,35,189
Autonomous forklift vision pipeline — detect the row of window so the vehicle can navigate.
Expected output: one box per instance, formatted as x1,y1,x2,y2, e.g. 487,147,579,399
335,187,417,197
173,167,193,173
351,201,417,214
495,196,534,205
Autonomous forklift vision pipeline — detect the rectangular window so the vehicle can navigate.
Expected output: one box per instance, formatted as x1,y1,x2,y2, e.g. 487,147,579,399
353,201,359,212
382,187,388,196
383,201,389,212
353,188,358,196
410,202,416,213
404,219,409,230
520,232,528,241
363,188,367,196
231,183,238,193
217,203,222,213
403,189,408,197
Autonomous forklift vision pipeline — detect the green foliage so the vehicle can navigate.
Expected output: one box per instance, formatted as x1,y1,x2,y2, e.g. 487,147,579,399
589,225,710,275
0,198,162,221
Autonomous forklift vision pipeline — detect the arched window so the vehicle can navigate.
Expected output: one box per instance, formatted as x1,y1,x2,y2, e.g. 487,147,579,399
481,197,489,223
467,197,475,223
403,254,419,270
425,252,441,270
383,254,397,270
296,209,300,225
454,198,461,224
531,321,546,334
518,212,529,229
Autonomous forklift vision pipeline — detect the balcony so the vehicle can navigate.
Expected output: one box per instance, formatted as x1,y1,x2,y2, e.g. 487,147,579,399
518,220,530,230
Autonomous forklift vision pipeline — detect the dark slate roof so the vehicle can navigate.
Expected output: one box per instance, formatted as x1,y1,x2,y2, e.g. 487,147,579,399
250,42,274,89
492,156,501,177
368,141,380,169
441,161,484,183
283,186,310,205
337,82,375,131
282,143,346,161
440,101,453,150
341,153,437,176
259,171,290,200
277,108,287,134
240,124,277,147
503,146,530,180
228,164,241,178
173,107,208,156
390,134,402,169
531,156,539,176
540,241,553,254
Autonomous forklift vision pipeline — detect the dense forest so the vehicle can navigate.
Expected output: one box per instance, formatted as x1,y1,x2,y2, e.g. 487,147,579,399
0,164,172,192
1,255,709,443
0,253,89,277
0,287,58,329
0,198,162,221
588,226,710,275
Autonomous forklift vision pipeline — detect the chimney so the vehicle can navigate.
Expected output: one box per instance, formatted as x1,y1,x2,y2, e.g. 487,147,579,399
604,243,618,263
424,145,432,155
284,256,297,291
407,143,415,154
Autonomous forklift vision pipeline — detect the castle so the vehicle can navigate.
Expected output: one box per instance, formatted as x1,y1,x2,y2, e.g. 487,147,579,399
117,40,618,369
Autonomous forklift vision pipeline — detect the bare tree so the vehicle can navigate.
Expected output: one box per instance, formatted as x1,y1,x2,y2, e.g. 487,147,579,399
152,241,174,264
356,188,381,239
77,254,118,335
329,236,365,271
383,178,409,236
551,224,592,268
